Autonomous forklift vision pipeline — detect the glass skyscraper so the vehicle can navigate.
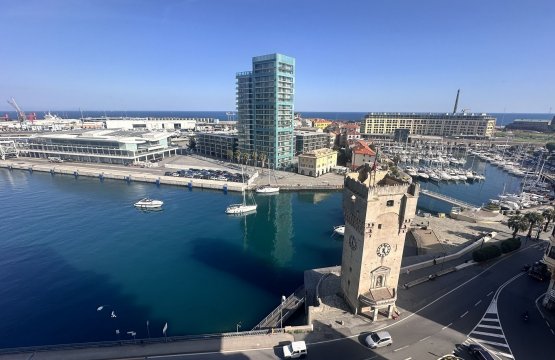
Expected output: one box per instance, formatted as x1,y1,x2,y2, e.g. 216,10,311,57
236,53,295,170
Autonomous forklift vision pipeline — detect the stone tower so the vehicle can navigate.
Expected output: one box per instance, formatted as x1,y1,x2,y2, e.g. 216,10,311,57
340,164,419,319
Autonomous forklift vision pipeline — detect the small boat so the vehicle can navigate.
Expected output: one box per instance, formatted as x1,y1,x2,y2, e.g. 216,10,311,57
256,167,280,194
333,225,345,236
226,166,257,215
134,198,163,209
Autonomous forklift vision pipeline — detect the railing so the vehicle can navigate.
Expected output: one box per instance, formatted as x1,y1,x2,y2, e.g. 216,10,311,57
420,189,480,210
252,286,305,330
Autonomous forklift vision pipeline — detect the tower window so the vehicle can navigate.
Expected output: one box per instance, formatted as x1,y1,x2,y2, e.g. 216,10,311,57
378,224,382,229
386,200,394,207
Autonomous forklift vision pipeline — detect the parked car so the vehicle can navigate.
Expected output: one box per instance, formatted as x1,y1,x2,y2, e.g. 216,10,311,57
282,341,307,359
467,344,494,360
364,331,392,349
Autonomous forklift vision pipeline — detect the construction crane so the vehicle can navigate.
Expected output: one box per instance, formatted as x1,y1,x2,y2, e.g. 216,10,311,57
6,97,27,124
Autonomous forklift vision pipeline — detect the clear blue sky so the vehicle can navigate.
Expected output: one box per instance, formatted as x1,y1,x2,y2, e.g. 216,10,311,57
1,0,554,112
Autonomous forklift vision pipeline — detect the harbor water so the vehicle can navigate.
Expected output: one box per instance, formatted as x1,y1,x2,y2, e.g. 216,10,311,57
0,158,521,348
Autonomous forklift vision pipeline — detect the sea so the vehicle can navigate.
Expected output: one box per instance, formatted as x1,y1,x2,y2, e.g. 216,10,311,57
3,110,553,126
0,156,523,349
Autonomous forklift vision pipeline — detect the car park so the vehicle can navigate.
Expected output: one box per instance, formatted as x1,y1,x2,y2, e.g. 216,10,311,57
364,331,392,349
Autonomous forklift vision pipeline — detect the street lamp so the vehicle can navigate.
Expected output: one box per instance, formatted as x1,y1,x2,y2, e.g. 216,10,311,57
236,321,242,333
280,295,286,330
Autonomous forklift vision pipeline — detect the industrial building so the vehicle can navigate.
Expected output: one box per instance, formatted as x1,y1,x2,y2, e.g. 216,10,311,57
104,117,201,131
505,118,554,132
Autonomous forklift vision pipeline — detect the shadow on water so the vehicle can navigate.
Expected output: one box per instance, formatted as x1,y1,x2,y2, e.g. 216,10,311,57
0,244,160,348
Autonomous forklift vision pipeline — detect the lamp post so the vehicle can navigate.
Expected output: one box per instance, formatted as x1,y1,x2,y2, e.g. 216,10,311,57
280,295,286,330
236,321,242,333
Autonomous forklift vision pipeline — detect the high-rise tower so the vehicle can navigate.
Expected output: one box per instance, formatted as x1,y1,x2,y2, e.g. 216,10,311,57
236,54,295,170
340,164,419,319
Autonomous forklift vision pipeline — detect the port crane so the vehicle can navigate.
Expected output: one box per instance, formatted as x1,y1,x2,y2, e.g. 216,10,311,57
6,97,27,124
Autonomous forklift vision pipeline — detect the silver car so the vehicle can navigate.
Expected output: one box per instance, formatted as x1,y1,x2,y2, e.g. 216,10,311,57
365,331,393,349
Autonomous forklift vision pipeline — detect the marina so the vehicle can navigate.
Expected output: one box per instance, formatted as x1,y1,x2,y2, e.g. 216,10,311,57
0,153,552,348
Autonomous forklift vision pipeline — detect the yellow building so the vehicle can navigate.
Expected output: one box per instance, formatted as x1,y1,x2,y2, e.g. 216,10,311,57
298,148,337,177
312,119,332,130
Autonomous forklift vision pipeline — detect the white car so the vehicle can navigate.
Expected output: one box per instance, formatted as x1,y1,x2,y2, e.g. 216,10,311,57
282,341,307,358
365,331,392,349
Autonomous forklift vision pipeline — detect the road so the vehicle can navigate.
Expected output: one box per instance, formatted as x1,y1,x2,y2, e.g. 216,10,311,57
4,241,550,360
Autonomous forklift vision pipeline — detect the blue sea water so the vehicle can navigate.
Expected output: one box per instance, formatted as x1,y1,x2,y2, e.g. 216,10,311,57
4,110,552,126
0,158,522,348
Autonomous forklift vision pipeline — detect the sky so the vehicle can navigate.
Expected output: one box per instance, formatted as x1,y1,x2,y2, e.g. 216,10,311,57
1,0,554,113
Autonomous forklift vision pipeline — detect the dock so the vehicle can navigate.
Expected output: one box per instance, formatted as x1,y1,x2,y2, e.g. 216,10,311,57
420,189,480,211
252,286,305,330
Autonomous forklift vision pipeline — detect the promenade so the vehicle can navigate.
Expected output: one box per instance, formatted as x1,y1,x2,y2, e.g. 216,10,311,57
0,154,345,192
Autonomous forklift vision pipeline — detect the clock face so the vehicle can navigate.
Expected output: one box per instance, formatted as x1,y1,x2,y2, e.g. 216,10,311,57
349,235,357,251
377,243,391,257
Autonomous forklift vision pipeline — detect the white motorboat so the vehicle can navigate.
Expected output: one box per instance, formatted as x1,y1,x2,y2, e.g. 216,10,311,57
226,166,257,215
134,198,163,209
333,225,345,236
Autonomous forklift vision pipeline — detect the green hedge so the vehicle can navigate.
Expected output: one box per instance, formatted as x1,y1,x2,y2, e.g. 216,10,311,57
472,245,502,262
500,237,521,253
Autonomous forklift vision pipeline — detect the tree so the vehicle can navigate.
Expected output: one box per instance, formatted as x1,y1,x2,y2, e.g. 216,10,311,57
234,150,241,164
252,151,258,167
241,152,249,165
507,214,529,238
226,150,234,162
542,207,555,231
546,142,555,153
524,212,544,238
258,152,267,169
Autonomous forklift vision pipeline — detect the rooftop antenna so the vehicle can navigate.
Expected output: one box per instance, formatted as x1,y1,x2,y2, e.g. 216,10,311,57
453,89,460,114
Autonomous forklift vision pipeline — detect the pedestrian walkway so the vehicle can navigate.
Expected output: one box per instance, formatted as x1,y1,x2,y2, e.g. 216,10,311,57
467,300,514,359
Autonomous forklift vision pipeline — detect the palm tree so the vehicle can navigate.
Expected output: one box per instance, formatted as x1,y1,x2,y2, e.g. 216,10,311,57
226,149,234,162
234,150,242,164
524,212,544,238
241,152,249,165
258,152,267,169
252,151,258,167
542,207,555,231
507,214,529,238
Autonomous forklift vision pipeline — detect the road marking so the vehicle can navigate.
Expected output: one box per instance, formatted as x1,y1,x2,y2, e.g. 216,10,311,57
403,358,412,360
472,331,505,338
460,311,469,318
475,324,502,329
494,351,514,359
362,357,378,360
551,329,555,336
487,291,494,297
442,323,452,330
475,300,482,306
393,345,409,352
419,336,431,342
476,339,511,349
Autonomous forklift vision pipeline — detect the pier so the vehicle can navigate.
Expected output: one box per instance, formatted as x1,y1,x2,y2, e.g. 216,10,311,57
420,189,480,211
252,286,305,330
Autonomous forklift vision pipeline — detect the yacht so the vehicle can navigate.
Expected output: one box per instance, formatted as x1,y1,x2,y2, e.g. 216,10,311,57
256,168,280,194
226,167,257,215
134,198,163,209
429,172,441,182
333,225,345,236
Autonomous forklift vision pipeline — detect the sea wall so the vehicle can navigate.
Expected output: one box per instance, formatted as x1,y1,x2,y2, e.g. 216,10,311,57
0,160,244,192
